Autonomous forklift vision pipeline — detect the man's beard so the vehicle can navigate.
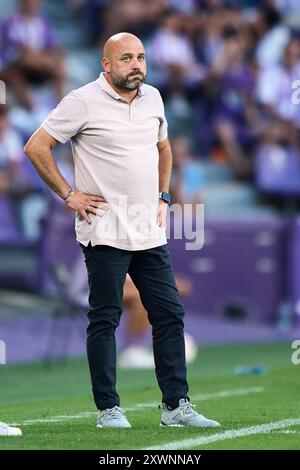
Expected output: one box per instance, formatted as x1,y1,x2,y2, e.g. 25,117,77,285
111,71,146,91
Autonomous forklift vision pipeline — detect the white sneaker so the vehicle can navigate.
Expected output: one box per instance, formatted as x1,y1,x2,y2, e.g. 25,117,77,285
97,406,131,428
0,422,22,436
160,399,221,428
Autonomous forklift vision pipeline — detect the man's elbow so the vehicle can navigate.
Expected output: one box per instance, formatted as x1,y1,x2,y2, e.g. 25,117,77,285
24,128,58,159
157,138,170,153
23,141,32,158
24,137,39,161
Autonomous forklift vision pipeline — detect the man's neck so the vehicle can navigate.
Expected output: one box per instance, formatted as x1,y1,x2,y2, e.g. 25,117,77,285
104,73,138,103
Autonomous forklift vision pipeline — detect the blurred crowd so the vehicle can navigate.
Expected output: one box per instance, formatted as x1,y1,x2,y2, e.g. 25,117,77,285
1,0,300,245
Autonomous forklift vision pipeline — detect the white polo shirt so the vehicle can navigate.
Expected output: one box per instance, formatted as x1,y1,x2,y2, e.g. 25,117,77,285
42,72,168,251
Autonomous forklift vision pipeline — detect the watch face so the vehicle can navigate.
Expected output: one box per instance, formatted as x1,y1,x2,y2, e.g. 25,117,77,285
161,192,171,203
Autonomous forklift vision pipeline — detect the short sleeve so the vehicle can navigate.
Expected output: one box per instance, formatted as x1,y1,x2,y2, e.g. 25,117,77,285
156,90,168,142
41,91,88,144
158,114,168,142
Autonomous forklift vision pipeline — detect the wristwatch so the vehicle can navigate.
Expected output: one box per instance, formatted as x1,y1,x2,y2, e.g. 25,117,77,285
159,191,171,205
63,188,75,202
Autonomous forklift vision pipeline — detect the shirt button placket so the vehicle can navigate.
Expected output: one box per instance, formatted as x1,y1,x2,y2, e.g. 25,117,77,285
129,103,136,121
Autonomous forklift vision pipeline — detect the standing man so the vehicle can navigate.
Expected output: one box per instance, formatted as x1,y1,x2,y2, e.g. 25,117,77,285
24,33,220,429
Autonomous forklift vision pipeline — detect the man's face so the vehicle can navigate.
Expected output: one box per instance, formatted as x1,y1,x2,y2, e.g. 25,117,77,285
103,40,147,91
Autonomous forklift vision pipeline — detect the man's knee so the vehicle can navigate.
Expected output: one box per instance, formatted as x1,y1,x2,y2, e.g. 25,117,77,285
148,302,185,328
87,307,122,334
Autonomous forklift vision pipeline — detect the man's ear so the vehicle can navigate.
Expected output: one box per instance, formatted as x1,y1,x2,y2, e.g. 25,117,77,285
101,57,110,73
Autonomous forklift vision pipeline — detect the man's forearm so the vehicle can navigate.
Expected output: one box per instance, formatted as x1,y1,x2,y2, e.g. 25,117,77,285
158,139,172,193
24,138,71,200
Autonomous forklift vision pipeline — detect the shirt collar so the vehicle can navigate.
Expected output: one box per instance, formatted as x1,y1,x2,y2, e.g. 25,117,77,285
97,72,145,101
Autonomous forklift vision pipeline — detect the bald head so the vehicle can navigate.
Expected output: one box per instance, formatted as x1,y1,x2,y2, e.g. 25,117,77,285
101,32,147,93
103,33,144,60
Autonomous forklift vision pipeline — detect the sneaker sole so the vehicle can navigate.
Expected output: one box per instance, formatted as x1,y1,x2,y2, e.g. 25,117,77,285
160,422,184,427
160,421,221,428
96,424,132,429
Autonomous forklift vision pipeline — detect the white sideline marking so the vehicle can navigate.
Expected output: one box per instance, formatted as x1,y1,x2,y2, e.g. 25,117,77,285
193,387,265,401
12,412,97,426
126,387,265,411
143,419,300,450
11,387,266,426
267,430,300,435
126,403,157,411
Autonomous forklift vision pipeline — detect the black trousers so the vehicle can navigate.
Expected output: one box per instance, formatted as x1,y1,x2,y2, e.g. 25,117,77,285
80,242,189,411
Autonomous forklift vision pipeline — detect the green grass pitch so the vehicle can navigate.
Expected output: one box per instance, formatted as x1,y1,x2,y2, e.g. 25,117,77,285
0,342,299,450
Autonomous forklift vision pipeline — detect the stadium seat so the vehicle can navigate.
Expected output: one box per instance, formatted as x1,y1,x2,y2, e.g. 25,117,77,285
255,145,300,196
168,216,285,324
